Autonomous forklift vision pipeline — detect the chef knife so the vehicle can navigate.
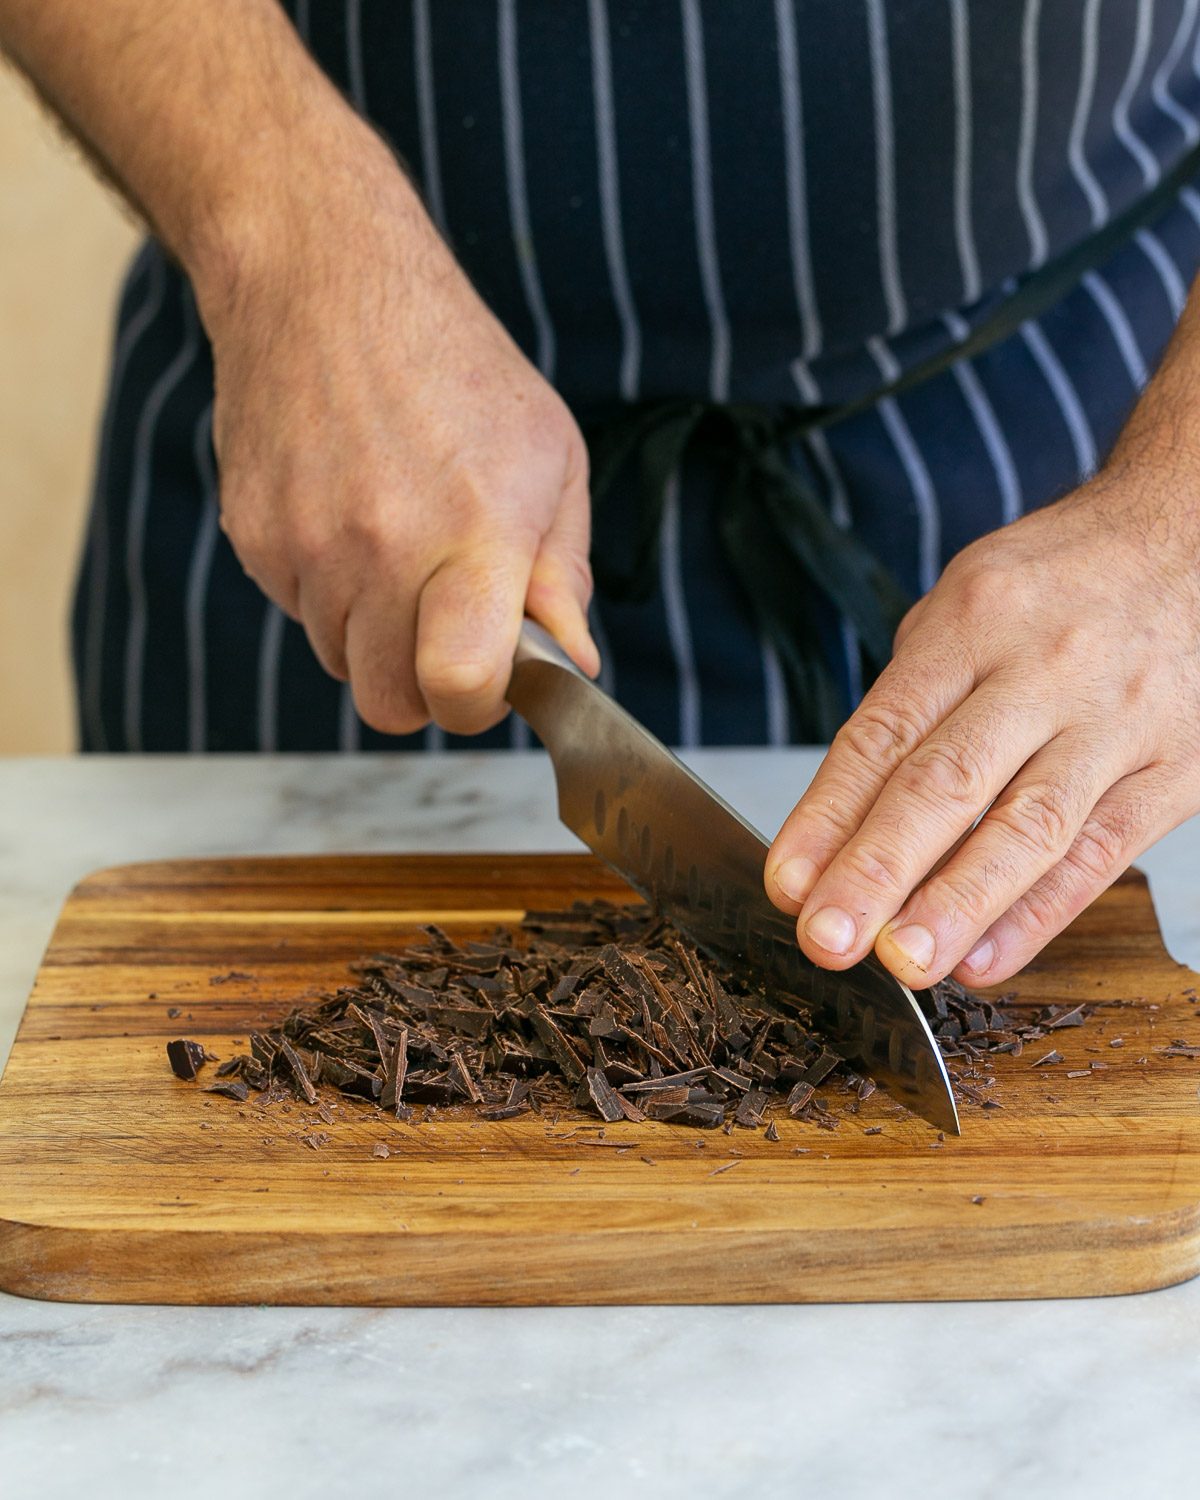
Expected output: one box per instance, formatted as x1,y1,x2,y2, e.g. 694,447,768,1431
506,620,959,1134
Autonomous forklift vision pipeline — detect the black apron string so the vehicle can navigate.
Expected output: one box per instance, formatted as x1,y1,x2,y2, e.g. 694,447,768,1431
583,141,1200,742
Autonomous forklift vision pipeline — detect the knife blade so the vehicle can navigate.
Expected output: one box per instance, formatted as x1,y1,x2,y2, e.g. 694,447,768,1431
506,620,959,1135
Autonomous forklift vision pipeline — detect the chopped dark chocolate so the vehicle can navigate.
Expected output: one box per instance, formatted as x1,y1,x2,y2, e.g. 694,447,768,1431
204,1079,249,1102
166,1038,207,1081
179,899,1097,1136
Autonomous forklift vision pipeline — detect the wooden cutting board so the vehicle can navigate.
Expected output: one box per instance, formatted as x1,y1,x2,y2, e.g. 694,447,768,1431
1,854,1198,1305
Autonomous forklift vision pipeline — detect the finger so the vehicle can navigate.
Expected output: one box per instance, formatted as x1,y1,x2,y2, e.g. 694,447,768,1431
791,670,1059,972
946,765,1176,988
765,628,975,913
415,544,533,735
296,574,351,682
344,588,429,736
524,463,600,678
218,506,302,621
872,729,1130,987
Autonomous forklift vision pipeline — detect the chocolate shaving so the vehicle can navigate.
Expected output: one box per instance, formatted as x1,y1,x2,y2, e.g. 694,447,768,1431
204,1079,249,1102
178,899,1099,1135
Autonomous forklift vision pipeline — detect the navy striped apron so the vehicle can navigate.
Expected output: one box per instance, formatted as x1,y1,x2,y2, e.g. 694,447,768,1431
73,0,1200,752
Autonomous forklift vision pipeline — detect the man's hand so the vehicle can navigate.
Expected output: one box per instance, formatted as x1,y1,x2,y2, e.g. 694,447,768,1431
1,0,597,736
766,311,1200,989
203,142,597,736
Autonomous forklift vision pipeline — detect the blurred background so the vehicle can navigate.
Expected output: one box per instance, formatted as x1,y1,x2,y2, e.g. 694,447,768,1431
0,65,139,753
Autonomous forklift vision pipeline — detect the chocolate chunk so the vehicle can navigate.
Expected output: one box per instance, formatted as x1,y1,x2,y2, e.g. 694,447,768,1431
166,1038,207,1080
180,899,1100,1142
204,1079,249,1102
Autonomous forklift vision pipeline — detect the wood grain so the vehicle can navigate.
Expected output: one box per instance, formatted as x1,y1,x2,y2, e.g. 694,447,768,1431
1,854,1198,1305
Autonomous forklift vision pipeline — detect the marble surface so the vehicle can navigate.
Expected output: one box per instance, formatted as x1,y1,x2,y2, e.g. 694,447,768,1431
1,752,1199,1499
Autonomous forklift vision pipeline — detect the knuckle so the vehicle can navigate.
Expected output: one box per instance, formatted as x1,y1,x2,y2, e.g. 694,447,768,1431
1066,808,1134,883
952,559,1009,618
901,734,991,808
289,512,334,570
835,702,927,773
418,653,507,708
1043,621,1089,668
353,684,426,738
218,500,262,562
1009,868,1074,944
345,495,402,554
995,780,1078,858
935,854,1015,925
839,840,911,902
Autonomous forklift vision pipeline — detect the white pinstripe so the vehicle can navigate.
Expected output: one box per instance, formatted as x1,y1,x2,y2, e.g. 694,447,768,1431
1019,320,1099,479
81,245,164,752
760,639,789,746
1114,0,1161,188
791,358,862,708
1081,270,1150,389
680,0,731,402
413,0,448,233
498,0,555,752
1152,0,1200,145
1194,0,1200,79
775,0,823,360
949,0,982,305
184,402,220,753
866,0,906,336
1068,0,1108,229
123,288,202,752
866,337,940,595
659,469,701,748
588,0,642,402
498,0,556,381
1179,181,1200,226
941,312,1024,527
346,0,366,114
1017,0,1049,268
1135,225,1189,314
338,681,361,752
257,604,286,753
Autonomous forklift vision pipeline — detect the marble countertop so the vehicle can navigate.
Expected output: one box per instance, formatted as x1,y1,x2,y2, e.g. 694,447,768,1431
1,752,1198,1499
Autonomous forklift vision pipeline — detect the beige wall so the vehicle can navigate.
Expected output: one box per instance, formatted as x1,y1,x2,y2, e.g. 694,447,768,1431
0,66,139,754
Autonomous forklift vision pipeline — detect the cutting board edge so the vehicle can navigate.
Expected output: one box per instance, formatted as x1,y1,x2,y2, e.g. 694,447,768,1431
66,850,622,893
4,1202,1200,1305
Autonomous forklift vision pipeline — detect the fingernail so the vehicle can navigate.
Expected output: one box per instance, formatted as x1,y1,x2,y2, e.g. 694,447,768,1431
886,922,936,972
805,906,857,956
772,856,819,905
961,937,996,977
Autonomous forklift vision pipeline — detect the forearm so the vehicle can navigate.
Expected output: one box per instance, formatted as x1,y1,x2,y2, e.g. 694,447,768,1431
1100,270,1200,554
0,0,425,315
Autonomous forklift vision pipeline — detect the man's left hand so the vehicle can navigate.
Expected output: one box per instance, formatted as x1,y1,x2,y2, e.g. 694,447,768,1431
765,406,1200,990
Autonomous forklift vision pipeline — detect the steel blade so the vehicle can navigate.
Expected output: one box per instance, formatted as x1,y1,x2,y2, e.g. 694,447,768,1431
507,622,959,1134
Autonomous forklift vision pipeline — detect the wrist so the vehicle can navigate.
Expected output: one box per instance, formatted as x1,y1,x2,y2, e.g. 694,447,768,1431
182,103,429,339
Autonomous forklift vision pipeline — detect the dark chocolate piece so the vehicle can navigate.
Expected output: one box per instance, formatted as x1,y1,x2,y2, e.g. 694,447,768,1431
204,1079,249,1101
180,898,1097,1137
166,1038,207,1081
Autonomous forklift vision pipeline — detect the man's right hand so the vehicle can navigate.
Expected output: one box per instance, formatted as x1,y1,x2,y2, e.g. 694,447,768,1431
199,130,598,737
1,0,598,736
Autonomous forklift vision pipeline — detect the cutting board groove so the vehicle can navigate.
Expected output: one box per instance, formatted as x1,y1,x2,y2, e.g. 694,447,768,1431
1,854,1198,1304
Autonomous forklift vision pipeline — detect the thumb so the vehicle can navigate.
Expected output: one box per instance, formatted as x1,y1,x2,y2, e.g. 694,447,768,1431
524,463,600,677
